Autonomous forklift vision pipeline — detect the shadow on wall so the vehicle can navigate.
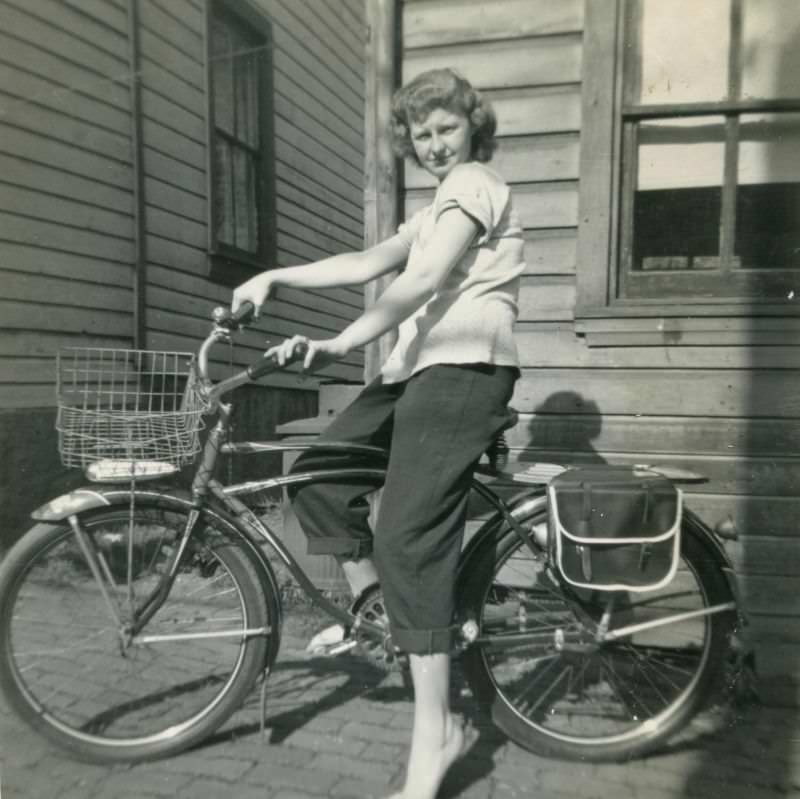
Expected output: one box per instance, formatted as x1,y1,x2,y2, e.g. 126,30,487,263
683,10,800,796
521,391,606,466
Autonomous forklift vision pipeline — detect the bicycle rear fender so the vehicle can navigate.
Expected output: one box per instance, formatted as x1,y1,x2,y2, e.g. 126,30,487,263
459,486,548,578
683,507,736,571
683,506,742,615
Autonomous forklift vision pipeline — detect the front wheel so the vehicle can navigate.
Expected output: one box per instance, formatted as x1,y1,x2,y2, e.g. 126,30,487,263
459,509,735,761
0,496,280,763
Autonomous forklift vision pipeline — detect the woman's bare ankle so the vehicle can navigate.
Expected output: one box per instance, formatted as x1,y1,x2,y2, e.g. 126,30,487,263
391,712,465,799
339,557,379,597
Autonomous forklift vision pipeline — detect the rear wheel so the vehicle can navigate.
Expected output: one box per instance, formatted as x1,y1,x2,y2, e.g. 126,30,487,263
460,509,735,761
0,498,278,763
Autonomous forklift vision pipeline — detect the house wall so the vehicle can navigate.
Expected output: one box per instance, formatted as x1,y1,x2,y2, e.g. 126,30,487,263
0,0,137,407
0,0,368,549
399,0,799,705
139,0,368,387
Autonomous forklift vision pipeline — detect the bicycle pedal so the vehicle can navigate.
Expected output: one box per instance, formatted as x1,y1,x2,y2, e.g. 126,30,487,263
306,637,359,658
326,638,359,656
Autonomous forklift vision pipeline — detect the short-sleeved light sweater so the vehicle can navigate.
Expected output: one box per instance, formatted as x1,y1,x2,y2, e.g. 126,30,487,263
381,161,526,384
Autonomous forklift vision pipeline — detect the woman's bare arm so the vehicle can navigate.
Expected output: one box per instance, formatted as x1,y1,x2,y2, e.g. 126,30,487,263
231,235,410,316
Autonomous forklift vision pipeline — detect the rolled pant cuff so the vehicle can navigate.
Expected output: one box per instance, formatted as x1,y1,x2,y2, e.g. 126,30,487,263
391,625,459,655
306,536,373,559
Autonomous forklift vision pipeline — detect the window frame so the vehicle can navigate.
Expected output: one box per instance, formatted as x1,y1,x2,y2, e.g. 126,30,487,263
205,0,276,287
575,0,800,343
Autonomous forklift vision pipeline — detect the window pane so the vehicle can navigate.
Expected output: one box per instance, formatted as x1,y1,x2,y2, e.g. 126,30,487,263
214,139,235,246
233,147,257,253
636,0,730,104
742,0,800,100
236,50,260,148
212,19,235,136
736,112,800,269
633,117,725,272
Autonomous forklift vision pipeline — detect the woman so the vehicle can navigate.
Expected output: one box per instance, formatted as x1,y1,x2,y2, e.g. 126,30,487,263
232,67,525,799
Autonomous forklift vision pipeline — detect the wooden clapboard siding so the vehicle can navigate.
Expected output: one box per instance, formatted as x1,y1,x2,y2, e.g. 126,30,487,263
522,231,577,276
137,0,366,388
513,368,800,417
404,36,583,90
403,0,583,47
507,412,800,457
399,0,800,703
0,1,135,408
0,299,131,339
487,86,582,136
0,32,129,112
4,0,127,59
0,153,132,217
0,67,130,137
513,329,800,369
0,121,131,190
0,330,123,358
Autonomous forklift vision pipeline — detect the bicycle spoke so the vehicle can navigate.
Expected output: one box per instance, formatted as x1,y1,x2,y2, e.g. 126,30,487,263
598,654,657,720
513,657,572,716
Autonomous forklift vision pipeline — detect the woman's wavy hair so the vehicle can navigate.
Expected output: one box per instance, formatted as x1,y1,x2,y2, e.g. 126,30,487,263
390,68,497,166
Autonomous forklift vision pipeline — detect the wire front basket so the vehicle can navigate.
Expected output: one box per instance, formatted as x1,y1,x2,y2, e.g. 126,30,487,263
56,348,209,469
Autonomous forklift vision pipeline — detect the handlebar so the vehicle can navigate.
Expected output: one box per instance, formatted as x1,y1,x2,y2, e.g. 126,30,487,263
197,304,308,406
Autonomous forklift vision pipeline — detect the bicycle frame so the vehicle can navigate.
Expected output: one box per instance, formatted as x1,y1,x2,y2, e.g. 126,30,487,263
34,311,742,651
203,439,529,641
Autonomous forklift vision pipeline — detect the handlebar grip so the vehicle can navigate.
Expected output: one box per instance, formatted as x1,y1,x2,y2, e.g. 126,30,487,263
247,341,308,381
213,302,255,330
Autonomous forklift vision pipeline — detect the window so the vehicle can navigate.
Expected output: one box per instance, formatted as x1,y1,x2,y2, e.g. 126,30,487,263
207,0,274,285
577,0,800,328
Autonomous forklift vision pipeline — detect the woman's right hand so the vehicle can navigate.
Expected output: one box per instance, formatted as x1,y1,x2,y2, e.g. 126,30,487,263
231,272,273,318
266,334,349,373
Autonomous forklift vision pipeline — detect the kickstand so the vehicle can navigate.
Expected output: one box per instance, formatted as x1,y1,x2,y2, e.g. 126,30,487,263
259,665,271,741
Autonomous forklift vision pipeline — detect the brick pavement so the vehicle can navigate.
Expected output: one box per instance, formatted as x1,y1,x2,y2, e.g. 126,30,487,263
2,615,799,799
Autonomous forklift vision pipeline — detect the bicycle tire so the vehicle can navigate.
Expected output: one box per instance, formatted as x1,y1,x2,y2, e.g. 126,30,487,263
0,496,279,763
459,506,735,761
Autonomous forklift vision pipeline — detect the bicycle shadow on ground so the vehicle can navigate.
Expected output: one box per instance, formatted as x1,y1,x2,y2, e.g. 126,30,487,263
196,653,390,749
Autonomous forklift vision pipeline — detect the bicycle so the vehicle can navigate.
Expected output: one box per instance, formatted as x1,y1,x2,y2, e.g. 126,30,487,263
0,303,745,765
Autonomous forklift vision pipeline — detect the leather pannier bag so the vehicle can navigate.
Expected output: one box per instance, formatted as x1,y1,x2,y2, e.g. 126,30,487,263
547,466,682,592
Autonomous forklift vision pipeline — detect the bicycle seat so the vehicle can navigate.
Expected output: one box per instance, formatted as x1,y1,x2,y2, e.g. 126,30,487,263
481,407,519,475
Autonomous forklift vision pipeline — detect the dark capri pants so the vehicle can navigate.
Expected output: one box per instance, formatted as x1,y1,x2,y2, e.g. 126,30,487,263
291,363,517,655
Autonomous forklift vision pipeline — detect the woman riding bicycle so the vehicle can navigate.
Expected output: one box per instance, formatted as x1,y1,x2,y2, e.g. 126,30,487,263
232,67,525,799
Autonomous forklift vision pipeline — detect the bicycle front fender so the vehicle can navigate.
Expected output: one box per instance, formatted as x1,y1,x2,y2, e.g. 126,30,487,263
31,487,274,584
31,488,114,521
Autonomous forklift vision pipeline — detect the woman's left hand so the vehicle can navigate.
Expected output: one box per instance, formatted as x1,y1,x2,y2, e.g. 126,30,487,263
265,335,350,373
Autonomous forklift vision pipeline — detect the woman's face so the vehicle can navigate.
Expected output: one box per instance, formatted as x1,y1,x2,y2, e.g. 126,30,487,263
409,106,472,182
